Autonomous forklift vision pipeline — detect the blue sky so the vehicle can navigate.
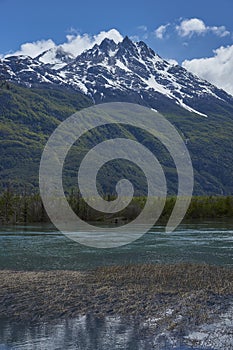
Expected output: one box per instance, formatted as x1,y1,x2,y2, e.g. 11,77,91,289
0,0,232,60
1,0,233,94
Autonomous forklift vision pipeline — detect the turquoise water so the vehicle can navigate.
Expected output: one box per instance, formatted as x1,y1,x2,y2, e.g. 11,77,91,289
0,220,232,270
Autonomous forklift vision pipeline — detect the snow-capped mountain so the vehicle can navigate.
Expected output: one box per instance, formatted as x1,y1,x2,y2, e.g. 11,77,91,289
36,46,75,70
1,36,233,117
0,55,65,86
1,36,233,195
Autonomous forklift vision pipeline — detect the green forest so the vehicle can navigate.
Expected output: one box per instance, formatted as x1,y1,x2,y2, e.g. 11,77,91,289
0,188,232,225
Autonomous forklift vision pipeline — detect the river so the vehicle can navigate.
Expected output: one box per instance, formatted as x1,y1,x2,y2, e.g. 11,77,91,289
0,220,232,349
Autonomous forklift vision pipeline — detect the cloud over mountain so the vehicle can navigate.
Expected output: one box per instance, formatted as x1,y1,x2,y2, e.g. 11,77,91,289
6,29,123,58
182,45,233,96
8,39,56,58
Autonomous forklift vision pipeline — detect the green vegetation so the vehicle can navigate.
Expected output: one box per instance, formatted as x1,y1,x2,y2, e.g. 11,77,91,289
1,82,233,195
0,190,233,225
0,81,92,192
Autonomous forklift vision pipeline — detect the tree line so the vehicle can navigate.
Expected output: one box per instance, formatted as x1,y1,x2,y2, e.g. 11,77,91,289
0,187,233,225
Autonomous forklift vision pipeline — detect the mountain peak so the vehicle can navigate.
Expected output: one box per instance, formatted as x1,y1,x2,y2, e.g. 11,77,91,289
138,40,155,54
99,38,117,52
121,36,134,47
1,35,232,118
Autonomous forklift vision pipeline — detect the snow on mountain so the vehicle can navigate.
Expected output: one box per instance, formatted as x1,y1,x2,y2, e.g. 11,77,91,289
36,46,75,70
0,55,65,86
1,36,233,117
58,36,232,116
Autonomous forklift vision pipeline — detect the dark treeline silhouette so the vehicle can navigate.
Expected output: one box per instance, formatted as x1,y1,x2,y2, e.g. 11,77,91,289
0,187,233,225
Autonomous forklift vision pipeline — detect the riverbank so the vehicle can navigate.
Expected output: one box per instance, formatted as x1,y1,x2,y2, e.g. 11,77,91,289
0,264,232,324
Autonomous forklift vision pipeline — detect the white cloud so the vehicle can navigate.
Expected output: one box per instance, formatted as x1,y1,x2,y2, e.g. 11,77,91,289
176,18,230,38
166,58,178,66
6,39,56,58
135,25,149,40
6,29,123,58
176,18,206,37
210,26,230,37
129,35,139,42
182,45,233,96
154,24,169,39
92,29,123,45
138,25,148,32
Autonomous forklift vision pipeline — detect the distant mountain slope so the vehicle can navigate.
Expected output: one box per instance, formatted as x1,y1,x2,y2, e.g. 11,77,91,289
0,81,233,195
0,82,92,191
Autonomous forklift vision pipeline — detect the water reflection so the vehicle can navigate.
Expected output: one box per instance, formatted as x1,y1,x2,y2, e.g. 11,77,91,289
0,315,214,350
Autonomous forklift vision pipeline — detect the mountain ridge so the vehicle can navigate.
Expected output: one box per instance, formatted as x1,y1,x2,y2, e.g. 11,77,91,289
1,36,233,117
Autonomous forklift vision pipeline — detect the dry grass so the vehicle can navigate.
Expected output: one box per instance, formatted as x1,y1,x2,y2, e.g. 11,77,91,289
0,264,232,324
